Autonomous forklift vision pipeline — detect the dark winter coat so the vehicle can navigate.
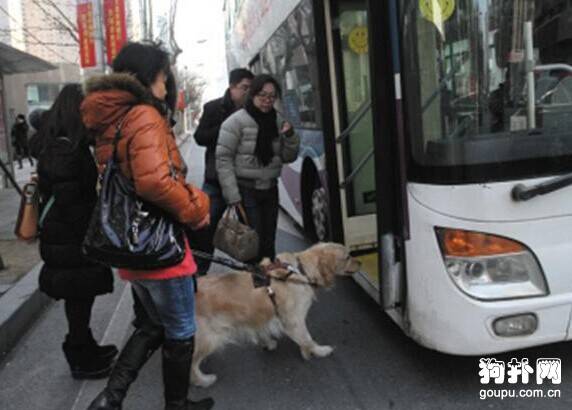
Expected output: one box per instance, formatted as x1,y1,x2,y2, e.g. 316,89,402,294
35,137,113,300
193,90,237,184
11,122,29,148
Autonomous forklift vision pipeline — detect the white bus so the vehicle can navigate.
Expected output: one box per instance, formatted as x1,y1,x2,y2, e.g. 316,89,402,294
224,0,572,355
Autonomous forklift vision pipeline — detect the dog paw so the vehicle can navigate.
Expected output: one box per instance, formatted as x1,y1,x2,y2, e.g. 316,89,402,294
263,339,278,351
312,345,334,358
301,347,312,361
192,373,218,388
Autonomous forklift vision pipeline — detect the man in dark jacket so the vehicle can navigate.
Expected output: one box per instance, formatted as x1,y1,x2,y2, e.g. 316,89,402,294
192,68,254,275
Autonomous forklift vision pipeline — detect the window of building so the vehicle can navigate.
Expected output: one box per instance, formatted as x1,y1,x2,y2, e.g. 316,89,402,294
26,83,65,108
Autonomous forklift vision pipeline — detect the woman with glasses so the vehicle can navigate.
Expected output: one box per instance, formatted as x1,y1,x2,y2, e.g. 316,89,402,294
216,74,300,262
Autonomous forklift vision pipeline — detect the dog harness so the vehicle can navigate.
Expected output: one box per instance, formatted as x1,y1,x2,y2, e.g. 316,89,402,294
261,257,318,316
191,250,320,315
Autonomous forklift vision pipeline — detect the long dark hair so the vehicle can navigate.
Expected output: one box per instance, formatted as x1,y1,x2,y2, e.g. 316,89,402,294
43,83,88,148
112,42,174,116
165,69,178,120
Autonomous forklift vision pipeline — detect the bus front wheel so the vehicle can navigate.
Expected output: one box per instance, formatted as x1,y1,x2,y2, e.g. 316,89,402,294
311,185,329,241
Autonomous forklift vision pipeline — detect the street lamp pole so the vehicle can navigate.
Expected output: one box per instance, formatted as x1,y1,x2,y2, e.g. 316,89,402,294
94,0,107,73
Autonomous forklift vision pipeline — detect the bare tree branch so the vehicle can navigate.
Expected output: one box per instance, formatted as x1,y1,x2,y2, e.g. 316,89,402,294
42,0,78,32
176,67,206,111
31,0,79,43
1,27,75,32
24,41,78,47
169,0,182,63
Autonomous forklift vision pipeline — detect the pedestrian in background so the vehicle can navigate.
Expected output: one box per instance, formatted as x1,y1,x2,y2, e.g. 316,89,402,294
216,73,300,262
11,113,34,169
83,42,214,410
191,68,253,275
31,84,117,379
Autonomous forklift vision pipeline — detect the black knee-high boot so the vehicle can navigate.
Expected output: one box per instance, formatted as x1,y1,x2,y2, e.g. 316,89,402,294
163,338,214,410
87,326,164,410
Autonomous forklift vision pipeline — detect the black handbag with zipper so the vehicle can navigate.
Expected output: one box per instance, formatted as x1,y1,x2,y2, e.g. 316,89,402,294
82,118,185,270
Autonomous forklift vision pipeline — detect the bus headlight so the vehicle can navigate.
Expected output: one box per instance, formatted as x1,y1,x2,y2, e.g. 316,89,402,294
436,228,548,300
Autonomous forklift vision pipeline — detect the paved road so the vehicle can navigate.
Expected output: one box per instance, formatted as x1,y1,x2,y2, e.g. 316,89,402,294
1,137,571,410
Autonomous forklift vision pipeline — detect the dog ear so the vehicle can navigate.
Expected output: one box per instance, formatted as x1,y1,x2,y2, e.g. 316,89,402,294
317,249,338,287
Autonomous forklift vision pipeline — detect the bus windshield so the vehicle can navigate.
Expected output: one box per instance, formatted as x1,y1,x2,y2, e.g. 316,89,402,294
401,0,572,184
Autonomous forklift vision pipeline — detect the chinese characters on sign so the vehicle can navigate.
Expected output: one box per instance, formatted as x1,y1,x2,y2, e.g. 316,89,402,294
77,1,97,68
479,358,562,385
103,0,127,65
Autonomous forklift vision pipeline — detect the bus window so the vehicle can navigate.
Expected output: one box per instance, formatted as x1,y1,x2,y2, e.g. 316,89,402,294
249,54,261,73
259,0,322,130
401,0,572,184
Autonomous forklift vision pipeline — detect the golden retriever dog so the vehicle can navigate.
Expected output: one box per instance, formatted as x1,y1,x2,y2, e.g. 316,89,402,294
191,242,361,388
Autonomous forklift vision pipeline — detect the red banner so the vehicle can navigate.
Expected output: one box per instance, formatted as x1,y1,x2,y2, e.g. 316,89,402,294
77,2,97,68
103,0,127,65
176,90,186,111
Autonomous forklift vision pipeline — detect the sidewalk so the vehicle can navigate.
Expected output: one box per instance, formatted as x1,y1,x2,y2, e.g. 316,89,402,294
0,161,48,359
0,161,42,294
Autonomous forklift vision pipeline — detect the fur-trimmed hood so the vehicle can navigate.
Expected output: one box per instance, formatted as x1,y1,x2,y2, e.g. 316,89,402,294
81,73,152,131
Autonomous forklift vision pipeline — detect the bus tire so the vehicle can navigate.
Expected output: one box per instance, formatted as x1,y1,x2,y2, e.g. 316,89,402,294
302,163,329,242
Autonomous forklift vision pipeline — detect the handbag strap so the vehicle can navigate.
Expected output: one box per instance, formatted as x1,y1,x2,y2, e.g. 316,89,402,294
226,203,250,227
111,110,132,163
111,109,177,178
38,195,55,229
236,203,250,226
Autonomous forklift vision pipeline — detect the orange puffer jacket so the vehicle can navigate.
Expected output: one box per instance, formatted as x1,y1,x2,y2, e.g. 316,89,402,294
81,73,209,226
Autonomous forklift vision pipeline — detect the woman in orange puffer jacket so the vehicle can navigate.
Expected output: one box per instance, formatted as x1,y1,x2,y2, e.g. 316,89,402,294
82,42,214,410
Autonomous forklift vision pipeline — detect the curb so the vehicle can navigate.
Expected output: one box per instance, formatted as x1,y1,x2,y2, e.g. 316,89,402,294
0,263,51,360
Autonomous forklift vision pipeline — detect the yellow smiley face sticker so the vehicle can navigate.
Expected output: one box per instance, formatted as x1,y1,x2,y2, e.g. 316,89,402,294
420,0,456,23
348,26,368,55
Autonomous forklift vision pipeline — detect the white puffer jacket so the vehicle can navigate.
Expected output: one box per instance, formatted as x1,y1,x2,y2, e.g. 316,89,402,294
216,108,300,204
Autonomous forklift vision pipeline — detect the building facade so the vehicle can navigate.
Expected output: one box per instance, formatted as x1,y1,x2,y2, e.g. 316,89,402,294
3,0,81,120
0,0,24,49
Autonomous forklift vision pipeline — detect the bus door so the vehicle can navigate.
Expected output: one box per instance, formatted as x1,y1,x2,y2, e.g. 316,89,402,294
325,0,379,298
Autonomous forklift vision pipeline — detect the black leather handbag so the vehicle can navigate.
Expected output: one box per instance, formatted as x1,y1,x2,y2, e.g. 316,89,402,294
82,120,185,270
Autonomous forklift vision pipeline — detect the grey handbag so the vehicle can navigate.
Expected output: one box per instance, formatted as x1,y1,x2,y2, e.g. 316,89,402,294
213,205,259,262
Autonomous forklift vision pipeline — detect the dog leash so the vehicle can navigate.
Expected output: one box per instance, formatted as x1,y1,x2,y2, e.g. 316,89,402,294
192,250,320,288
192,249,320,319
192,249,271,287
192,249,255,272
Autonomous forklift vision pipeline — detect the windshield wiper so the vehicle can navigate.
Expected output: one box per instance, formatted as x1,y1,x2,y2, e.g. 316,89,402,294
512,173,572,201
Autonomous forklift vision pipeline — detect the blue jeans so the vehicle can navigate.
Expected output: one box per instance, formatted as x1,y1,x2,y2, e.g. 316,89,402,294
187,181,226,275
131,276,196,341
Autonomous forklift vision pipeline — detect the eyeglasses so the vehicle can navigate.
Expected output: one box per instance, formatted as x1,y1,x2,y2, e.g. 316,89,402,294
237,84,250,92
256,92,277,100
